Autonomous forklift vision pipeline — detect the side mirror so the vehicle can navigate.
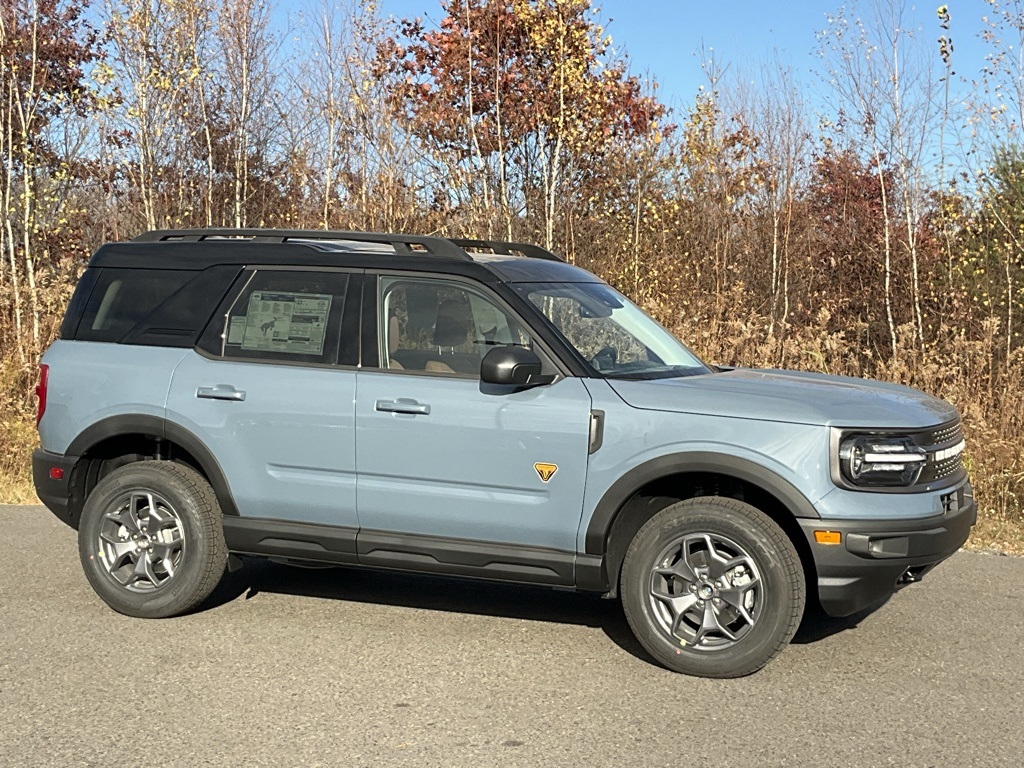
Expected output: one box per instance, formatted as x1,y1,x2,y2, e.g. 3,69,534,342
480,346,553,387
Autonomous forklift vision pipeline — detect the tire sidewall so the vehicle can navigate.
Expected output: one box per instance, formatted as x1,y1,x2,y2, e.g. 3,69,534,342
622,499,803,677
79,463,222,618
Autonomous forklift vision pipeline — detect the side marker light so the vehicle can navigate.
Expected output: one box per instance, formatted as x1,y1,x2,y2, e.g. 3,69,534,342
814,530,842,545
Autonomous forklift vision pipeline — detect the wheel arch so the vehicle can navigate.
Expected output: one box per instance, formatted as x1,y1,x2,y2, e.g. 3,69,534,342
585,452,819,597
65,415,240,525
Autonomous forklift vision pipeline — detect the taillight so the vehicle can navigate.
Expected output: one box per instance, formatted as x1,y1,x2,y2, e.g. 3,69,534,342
35,364,48,427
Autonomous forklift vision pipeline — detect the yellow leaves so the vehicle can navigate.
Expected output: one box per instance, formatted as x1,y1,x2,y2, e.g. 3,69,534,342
92,62,116,87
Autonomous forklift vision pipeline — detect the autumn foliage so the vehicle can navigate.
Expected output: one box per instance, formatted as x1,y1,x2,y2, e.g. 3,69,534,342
1,0,1023,549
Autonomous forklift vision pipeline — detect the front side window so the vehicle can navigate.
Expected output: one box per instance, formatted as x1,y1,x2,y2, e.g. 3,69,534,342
514,282,710,379
201,269,348,365
379,277,530,376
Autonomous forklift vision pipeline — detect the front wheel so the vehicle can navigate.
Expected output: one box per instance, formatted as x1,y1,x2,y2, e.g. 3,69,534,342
78,461,227,618
620,497,805,678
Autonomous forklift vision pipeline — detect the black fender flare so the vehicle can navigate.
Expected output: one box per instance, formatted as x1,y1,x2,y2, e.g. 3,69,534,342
66,414,240,517
584,451,820,556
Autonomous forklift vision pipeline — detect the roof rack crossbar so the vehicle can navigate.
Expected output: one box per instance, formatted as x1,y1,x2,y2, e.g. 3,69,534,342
132,228,474,261
448,238,562,262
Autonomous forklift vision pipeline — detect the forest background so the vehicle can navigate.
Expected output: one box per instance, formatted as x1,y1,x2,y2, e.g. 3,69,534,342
2,0,1023,551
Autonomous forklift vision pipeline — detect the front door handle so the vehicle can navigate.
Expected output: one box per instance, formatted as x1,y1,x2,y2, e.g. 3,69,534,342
375,398,430,415
197,385,247,402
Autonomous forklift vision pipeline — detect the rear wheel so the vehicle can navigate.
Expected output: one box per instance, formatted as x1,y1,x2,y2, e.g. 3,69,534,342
620,496,805,678
78,461,227,618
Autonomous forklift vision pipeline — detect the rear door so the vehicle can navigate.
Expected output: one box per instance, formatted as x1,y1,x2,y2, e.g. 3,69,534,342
166,267,360,531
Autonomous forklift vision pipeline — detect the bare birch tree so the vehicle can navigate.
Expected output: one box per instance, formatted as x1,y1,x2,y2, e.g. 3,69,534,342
819,0,940,356
216,0,276,228
1,0,95,360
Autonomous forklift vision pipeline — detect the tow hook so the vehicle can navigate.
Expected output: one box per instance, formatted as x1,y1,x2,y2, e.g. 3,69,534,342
896,566,928,588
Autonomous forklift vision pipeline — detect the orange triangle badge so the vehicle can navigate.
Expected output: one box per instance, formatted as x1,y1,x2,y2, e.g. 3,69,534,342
534,463,558,482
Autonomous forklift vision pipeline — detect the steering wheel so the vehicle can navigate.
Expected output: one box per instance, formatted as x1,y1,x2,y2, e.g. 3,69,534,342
589,346,618,371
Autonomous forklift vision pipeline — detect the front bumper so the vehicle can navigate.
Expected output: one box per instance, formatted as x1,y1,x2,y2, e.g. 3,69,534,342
32,448,79,528
799,484,976,617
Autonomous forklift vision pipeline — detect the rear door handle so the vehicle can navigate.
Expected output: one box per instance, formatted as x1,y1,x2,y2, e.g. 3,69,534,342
375,398,430,415
196,385,246,402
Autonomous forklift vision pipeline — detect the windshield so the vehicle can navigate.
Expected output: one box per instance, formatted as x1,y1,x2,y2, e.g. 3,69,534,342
514,282,711,379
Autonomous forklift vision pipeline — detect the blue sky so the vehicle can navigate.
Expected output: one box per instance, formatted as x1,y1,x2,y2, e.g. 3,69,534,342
353,0,994,111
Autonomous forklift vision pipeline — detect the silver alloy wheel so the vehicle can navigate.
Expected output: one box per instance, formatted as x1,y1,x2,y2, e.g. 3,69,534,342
648,532,763,651
96,491,186,593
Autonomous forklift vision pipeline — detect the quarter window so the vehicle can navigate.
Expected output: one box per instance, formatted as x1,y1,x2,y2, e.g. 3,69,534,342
77,269,195,343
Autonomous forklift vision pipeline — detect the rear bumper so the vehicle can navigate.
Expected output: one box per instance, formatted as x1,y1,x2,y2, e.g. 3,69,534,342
800,484,976,617
32,448,79,529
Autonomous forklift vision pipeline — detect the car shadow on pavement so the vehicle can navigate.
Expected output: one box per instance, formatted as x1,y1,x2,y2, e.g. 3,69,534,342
198,558,883,667
791,598,889,644
200,557,658,665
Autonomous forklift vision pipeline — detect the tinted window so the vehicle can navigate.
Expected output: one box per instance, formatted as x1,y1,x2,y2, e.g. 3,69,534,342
200,269,349,365
76,269,195,343
123,265,242,347
59,267,100,339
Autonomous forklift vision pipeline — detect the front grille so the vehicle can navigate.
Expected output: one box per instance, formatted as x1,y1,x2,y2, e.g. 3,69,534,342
927,421,962,445
910,419,965,487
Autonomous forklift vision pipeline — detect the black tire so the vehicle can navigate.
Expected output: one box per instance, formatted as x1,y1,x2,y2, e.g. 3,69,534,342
78,461,227,618
620,496,805,678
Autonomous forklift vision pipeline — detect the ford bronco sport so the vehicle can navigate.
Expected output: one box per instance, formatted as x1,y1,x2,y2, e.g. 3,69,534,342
33,229,975,678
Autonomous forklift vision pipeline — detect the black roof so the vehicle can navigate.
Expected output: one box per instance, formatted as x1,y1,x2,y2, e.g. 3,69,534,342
88,229,601,283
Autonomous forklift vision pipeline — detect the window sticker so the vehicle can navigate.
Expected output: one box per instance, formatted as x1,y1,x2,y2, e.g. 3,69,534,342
227,316,247,344
240,291,332,355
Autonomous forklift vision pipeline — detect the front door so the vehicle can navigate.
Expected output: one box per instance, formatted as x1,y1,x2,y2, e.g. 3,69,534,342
354,274,592,582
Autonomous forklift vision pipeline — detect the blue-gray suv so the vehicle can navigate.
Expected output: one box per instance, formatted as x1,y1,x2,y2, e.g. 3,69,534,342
33,229,975,677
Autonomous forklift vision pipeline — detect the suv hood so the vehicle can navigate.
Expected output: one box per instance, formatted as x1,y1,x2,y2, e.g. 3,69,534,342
607,368,957,428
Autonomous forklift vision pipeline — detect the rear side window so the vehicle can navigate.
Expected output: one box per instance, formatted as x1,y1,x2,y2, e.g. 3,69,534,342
198,269,350,365
76,269,195,343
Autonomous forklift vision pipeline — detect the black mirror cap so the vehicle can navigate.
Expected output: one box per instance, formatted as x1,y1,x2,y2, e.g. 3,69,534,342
480,345,548,386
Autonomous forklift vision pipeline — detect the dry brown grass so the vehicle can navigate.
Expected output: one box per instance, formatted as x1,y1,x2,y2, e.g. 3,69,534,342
0,417,37,504
0,358,39,504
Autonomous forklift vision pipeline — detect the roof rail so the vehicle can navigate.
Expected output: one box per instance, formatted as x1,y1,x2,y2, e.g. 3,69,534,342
132,229,564,263
448,238,562,262
132,228,474,261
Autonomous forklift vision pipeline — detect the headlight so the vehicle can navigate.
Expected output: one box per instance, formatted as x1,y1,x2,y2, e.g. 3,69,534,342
838,434,927,487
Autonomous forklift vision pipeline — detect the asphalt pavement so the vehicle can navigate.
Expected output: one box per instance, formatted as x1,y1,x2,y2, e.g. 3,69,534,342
1,504,1022,767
